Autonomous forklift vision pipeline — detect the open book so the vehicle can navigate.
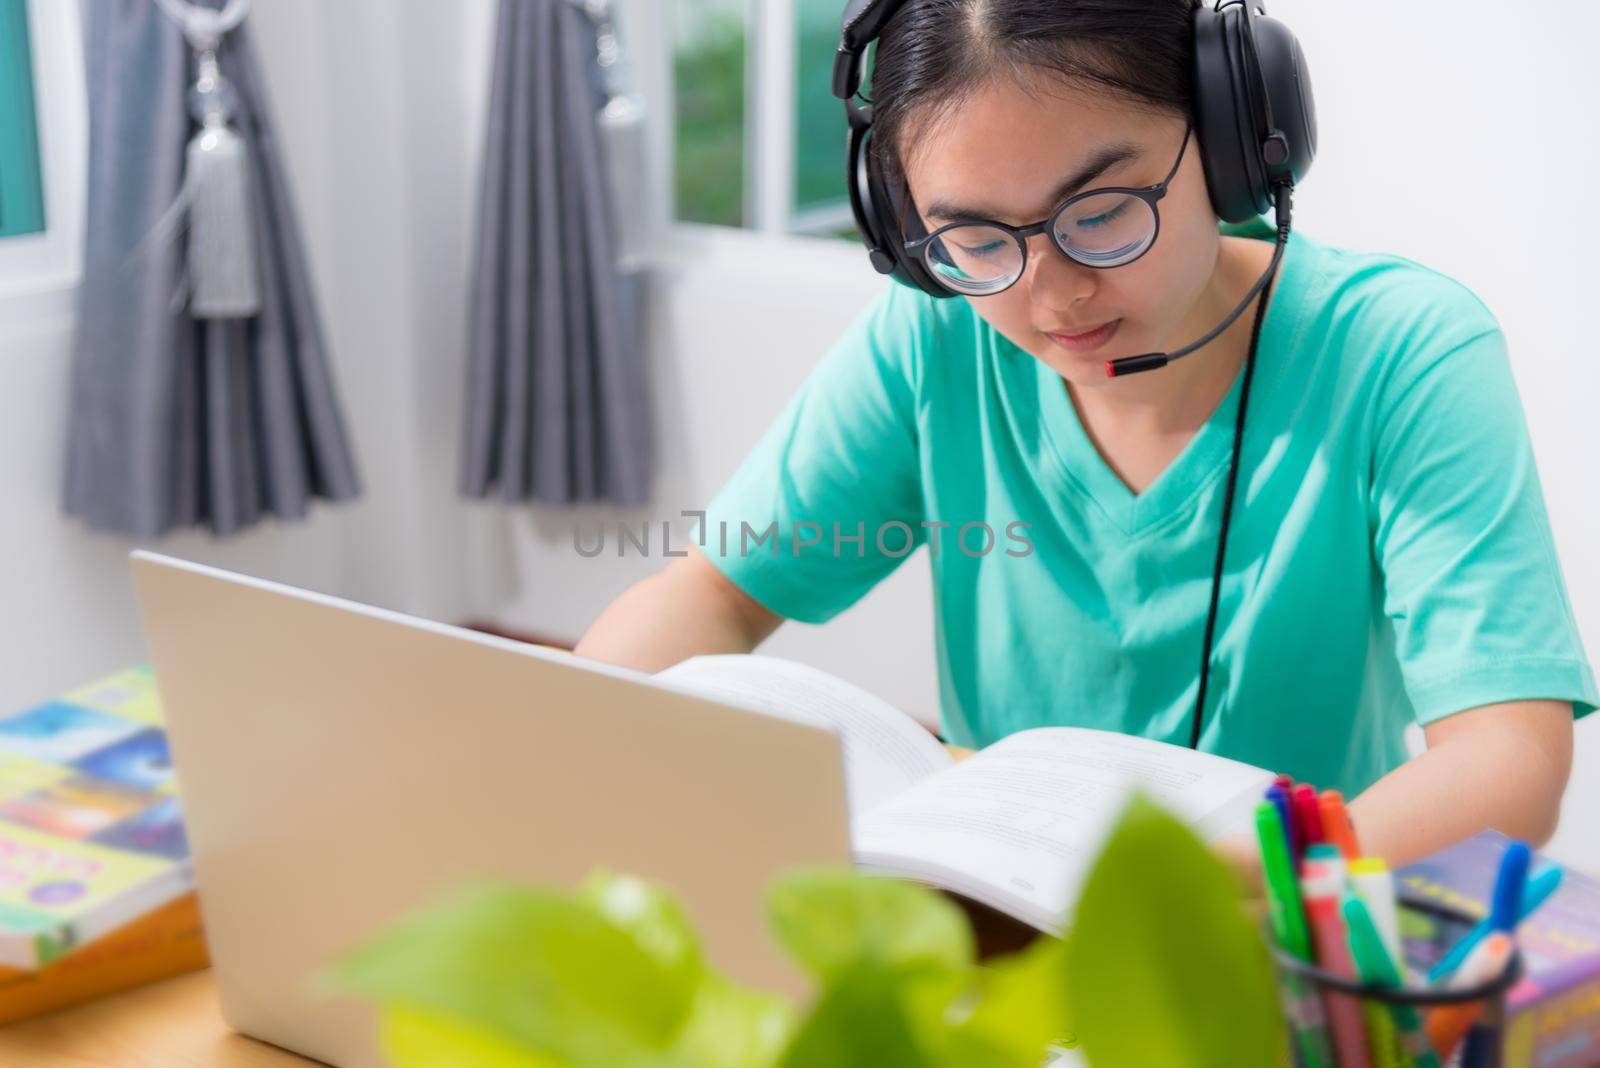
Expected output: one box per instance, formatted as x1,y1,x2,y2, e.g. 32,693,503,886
655,654,1274,935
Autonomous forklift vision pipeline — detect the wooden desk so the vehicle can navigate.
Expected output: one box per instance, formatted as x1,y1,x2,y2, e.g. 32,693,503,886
0,916,1029,1068
0,969,318,1067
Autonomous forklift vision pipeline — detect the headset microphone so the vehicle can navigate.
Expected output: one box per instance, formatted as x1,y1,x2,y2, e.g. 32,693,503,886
1107,185,1293,378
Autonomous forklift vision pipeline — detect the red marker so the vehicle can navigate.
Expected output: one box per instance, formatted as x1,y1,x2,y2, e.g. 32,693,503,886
1273,773,1294,791
1290,784,1325,867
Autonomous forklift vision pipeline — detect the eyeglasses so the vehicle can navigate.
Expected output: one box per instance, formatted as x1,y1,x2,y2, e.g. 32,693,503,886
904,124,1193,296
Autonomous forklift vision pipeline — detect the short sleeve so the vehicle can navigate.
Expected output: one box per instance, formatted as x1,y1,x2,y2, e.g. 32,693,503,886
696,284,931,624
1369,324,1598,725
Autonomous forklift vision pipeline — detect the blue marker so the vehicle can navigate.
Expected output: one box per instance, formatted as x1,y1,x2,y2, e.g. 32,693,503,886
1457,841,1532,1067
1265,783,1297,863
1428,863,1561,983
1490,842,1532,930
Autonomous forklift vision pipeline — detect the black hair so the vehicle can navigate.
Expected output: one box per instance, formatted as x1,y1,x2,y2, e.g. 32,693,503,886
871,0,1198,184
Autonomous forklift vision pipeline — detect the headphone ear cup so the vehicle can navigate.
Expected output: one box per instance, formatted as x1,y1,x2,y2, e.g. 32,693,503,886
1192,1,1316,223
850,125,953,297
1251,14,1317,188
1192,3,1266,221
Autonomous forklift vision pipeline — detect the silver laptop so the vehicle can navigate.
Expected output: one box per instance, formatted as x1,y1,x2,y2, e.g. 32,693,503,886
129,551,853,1068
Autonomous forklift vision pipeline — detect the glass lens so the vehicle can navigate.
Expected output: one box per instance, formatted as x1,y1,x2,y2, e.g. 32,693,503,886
1052,192,1156,267
923,224,1024,295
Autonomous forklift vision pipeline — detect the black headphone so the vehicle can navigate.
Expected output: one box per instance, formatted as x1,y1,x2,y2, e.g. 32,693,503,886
831,0,1317,298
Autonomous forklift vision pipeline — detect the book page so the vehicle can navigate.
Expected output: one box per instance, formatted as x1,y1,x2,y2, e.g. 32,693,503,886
854,727,1273,932
654,655,953,816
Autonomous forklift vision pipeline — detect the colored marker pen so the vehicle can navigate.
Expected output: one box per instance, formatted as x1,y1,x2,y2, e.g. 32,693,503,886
1429,864,1559,983
1256,803,1334,1068
1458,842,1532,1066
1344,893,1440,1068
1425,932,1513,1062
1305,843,1346,888
1291,783,1326,863
1350,857,1401,965
1302,860,1371,1068
1318,789,1361,861
1266,783,1297,865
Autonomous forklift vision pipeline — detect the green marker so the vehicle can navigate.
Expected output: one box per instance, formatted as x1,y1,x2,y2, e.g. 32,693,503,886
1258,802,1312,959
1256,802,1333,1068
1343,893,1441,1068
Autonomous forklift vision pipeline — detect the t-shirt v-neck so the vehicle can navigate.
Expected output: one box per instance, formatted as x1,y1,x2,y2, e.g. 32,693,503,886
1027,228,1310,537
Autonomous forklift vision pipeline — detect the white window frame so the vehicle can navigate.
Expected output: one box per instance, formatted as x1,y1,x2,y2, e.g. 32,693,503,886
623,0,852,245
747,0,794,234
0,0,86,322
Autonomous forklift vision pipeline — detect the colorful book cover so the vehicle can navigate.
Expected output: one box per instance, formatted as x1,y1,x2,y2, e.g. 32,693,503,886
1398,830,1600,1068
0,890,208,1025
0,667,196,970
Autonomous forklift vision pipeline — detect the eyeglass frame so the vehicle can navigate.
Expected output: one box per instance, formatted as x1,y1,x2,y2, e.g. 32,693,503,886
901,122,1194,295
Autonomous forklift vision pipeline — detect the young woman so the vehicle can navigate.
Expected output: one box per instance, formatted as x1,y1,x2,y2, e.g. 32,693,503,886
577,0,1593,870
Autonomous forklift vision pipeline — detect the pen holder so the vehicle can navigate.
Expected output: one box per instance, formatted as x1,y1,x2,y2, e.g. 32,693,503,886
1268,894,1525,1068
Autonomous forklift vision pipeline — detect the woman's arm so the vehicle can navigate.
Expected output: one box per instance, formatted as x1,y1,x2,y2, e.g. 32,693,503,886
1218,699,1573,894
572,545,785,673
1347,699,1574,867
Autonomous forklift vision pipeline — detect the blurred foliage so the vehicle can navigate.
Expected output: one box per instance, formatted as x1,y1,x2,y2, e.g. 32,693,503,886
793,1,849,213
673,1,850,229
327,794,1286,1067
674,4,746,227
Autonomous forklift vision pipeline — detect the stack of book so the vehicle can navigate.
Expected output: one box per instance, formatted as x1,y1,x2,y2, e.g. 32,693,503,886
0,666,207,1022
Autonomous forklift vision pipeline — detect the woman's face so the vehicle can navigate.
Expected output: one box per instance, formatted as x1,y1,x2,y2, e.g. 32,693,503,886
899,77,1221,390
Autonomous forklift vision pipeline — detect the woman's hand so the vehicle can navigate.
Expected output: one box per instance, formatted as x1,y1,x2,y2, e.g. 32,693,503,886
1213,831,1267,926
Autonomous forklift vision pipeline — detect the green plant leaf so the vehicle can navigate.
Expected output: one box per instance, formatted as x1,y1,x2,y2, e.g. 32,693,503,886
930,933,1077,1067
579,872,795,1068
766,868,973,983
378,1005,565,1068
1062,793,1287,1068
765,869,1077,1068
774,963,954,1068
675,974,797,1068
579,871,704,989
324,883,700,1066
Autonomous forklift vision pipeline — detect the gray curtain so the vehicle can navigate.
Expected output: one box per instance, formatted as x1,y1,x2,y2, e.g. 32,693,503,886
461,0,652,505
64,0,360,537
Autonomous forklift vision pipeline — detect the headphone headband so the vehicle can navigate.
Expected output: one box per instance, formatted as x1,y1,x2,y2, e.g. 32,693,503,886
833,0,1316,294
832,0,909,100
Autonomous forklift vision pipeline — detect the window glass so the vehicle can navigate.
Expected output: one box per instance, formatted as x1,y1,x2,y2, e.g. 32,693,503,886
673,0,746,227
0,0,45,239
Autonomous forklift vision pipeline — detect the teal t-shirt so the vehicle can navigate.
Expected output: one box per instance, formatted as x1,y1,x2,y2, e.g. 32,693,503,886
699,221,1597,796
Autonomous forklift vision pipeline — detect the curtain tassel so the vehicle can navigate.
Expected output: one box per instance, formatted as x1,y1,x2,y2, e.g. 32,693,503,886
184,49,260,319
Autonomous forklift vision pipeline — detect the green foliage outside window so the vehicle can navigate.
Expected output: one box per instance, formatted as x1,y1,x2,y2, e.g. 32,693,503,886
793,1,849,214
674,1,852,231
674,2,747,228
0,0,46,239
